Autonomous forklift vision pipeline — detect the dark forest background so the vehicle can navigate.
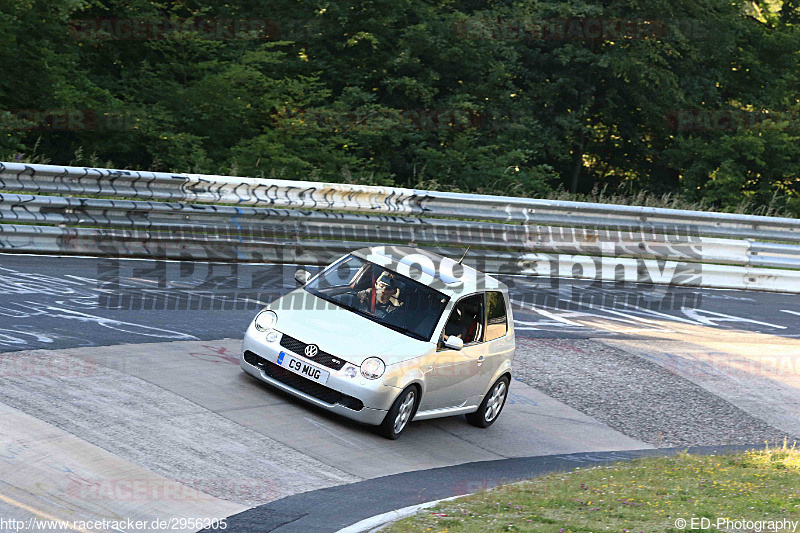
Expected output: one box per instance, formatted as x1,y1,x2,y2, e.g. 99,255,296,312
2,0,799,216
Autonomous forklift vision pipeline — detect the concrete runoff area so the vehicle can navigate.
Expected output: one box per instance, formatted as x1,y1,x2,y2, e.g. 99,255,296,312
0,254,798,531
1,323,798,530
3,338,648,469
0,402,245,533
0,347,358,506
0,339,649,530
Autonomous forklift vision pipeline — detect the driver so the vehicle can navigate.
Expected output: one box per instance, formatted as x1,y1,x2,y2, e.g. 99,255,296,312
357,272,404,318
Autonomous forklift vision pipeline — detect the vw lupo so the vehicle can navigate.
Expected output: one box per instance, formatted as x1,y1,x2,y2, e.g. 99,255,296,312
241,246,515,439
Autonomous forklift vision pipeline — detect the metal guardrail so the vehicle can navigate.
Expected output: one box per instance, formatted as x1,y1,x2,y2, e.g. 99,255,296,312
0,192,759,265
2,161,799,241
1,162,799,293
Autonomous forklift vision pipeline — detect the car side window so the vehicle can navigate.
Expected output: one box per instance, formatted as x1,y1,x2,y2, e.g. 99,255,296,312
485,291,508,341
440,293,484,348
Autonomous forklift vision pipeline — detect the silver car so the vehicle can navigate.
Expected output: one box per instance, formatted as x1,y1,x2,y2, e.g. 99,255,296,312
240,246,515,439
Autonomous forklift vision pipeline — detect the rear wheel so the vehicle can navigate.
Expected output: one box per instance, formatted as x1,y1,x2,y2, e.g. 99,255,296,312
377,386,418,439
466,376,509,428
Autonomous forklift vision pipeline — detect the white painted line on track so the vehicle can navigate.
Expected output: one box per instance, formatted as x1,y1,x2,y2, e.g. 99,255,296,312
336,495,461,533
529,307,583,326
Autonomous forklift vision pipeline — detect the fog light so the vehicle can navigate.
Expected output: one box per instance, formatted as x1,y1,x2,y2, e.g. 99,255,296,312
344,366,357,378
265,330,279,343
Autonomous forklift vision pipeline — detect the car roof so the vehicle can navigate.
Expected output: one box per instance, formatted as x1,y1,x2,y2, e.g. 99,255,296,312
350,246,507,297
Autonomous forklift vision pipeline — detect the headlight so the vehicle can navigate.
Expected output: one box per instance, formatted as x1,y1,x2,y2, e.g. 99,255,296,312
254,310,277,331
361,357,386,380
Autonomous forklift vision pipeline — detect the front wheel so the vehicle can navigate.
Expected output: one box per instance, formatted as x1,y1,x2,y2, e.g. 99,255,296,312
377,386,418,439
466,376,510,428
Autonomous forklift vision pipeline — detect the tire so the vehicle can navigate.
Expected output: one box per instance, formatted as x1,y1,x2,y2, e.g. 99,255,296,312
466,376,510,428
377,386,419,440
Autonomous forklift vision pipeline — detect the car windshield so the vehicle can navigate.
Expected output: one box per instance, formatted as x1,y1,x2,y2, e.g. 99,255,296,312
303,254,450,341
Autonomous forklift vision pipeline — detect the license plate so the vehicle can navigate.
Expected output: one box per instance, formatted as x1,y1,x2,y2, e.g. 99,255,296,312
277,351,330,385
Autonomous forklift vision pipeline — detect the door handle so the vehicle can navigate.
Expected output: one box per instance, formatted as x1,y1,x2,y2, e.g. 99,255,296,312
477,356,484,366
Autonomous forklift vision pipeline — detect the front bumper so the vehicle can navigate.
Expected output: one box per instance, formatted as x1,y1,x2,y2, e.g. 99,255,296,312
241,324,398,426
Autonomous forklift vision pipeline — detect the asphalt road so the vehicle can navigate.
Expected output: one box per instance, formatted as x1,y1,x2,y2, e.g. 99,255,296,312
0,253,797,533
0,253,797,353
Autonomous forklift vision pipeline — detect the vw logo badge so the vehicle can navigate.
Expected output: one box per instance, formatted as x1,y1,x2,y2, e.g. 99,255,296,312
305,344,319,358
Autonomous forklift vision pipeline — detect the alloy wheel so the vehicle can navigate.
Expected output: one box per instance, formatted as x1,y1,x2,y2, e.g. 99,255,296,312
393,390,416,434
484,380,507,422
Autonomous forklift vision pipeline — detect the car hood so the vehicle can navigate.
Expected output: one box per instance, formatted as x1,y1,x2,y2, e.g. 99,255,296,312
266,290,433,366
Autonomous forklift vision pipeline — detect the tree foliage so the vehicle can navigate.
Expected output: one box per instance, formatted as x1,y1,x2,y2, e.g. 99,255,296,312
1,0,798,215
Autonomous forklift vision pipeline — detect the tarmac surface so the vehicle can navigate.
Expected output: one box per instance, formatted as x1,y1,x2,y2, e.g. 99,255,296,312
0,253,797,352
0,253,797,532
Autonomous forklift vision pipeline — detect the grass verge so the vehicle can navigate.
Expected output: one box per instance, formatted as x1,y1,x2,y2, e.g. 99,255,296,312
383,444,800,532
